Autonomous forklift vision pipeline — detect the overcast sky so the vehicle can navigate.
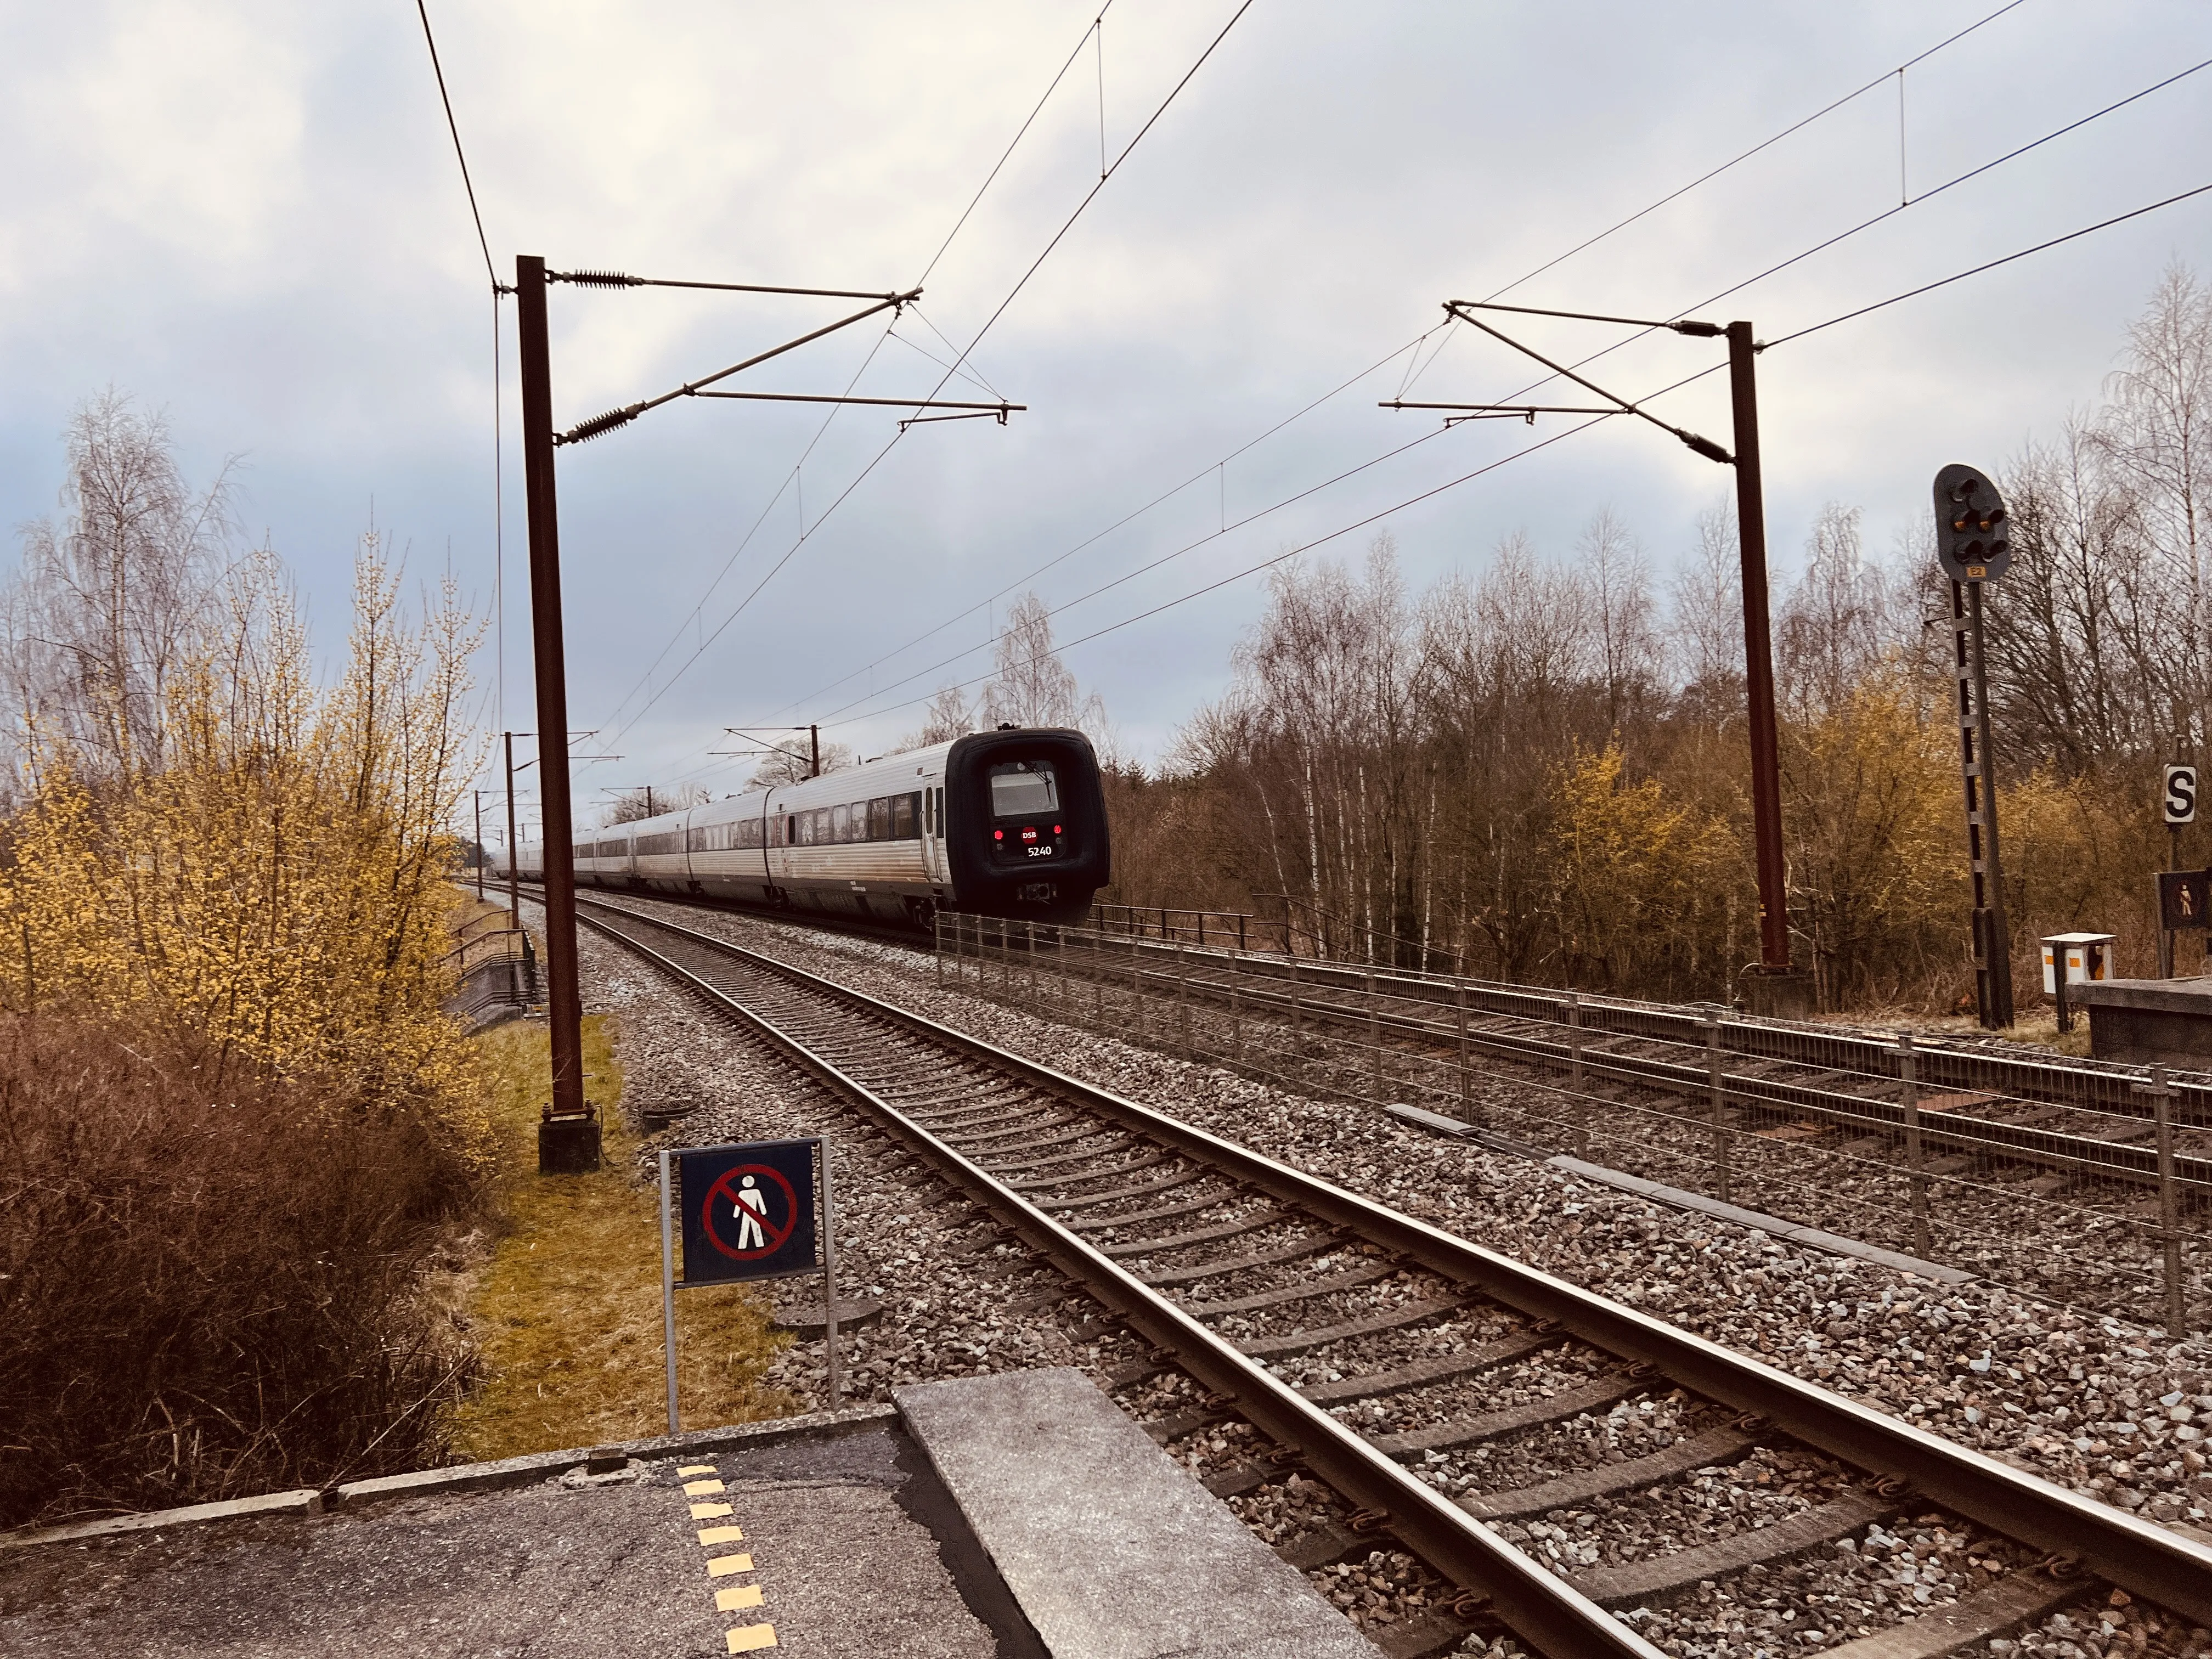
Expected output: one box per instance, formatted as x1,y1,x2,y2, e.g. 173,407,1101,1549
4,1,2209,831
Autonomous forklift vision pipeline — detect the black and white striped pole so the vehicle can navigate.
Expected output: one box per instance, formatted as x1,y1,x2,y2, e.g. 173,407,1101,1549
1934,464,2015,1030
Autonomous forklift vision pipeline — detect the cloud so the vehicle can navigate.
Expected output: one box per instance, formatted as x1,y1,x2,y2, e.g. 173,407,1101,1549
2,0,2207,816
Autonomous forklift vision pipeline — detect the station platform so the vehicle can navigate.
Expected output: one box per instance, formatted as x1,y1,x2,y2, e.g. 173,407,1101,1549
2070,974,2212,1069
0,1369,1374,1659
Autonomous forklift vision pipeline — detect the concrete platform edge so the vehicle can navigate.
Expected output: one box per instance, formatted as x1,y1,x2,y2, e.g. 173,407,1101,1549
0,1403,896,1555
1547,1155,1977,1285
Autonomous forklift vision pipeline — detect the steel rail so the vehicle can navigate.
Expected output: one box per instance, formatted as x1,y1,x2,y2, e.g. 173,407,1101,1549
1057,935,2211,1183
582,896,2212,1629
1177,942,2212,1121
574,900,1661,1657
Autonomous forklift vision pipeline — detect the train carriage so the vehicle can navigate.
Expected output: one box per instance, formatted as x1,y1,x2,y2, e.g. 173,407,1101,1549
515,726,1109,929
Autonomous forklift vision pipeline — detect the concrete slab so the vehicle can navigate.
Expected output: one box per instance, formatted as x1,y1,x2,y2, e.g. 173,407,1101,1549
894,1367,1377,1659
1547,1156,1977,1285
0,1418,1039,1658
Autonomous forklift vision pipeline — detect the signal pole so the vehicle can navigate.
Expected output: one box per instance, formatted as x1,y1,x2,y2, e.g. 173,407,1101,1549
1953,579,2014,1026
1934,464,2016,1030
473,791,486,900
515,255,587,1120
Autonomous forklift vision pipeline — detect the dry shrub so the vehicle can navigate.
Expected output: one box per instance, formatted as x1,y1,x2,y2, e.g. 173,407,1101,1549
0,493,492,1526
0,1008,477,1528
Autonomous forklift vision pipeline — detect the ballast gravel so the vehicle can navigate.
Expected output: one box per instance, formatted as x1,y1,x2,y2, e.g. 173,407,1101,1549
571,929,1153,1412
578,898,2212,1655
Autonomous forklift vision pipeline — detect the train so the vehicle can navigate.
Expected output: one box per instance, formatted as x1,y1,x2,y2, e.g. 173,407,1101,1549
513,725,1111,929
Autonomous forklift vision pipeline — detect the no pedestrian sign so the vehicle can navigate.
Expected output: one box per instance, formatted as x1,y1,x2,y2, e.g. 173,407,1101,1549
677,1138,821,1285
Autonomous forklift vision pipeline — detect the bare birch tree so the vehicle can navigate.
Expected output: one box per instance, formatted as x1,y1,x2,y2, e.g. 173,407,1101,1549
5,391,236,778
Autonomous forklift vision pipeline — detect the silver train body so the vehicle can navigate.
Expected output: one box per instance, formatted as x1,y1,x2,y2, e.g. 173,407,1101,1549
514,727,1111,929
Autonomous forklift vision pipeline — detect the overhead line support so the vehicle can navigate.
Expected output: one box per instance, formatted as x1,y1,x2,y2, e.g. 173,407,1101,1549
1441,302,1733,463
1401,301,1801,1006
547,269,907,301
1724,318,1792,988
514,255,588,1120
557,289,924,445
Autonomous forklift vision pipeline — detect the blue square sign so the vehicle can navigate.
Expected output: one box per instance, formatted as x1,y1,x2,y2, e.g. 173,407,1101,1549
676,1138,821,1286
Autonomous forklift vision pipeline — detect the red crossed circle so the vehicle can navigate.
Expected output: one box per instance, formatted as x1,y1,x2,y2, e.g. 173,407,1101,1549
702,1163,799,1260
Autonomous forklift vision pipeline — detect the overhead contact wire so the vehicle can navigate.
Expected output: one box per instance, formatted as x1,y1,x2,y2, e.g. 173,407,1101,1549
821,177,2212,733
595,0,1259,757
782,0,2049,721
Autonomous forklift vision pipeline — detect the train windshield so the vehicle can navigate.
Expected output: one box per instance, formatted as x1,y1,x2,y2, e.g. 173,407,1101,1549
989,765,1058,818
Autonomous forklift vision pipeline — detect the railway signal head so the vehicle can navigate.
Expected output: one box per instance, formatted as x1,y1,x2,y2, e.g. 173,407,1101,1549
1932,463,2012,583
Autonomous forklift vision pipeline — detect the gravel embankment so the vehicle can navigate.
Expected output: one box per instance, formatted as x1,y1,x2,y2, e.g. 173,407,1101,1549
577,930,1152,1410
582,900,2212,1656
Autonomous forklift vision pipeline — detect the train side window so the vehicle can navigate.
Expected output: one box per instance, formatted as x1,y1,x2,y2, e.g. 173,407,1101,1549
891,793,916,839
867,797,890,840
831,803,849,842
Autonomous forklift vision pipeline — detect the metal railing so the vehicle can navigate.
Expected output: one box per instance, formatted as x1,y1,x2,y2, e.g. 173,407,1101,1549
934,912,2212,1344
441,925,539,1026
1087,901,1250,950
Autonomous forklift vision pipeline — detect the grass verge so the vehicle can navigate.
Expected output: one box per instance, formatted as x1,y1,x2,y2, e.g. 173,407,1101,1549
441,1014,793,1462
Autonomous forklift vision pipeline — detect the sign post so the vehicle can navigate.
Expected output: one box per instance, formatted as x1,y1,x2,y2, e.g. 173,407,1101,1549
2163,760,2198,978
659,1137,841,1434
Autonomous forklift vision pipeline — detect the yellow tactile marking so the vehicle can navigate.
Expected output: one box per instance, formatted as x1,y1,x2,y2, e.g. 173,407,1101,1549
706,1554,753,1578
677,1464,717,1476
697,1527,746,1545
715,1585,765,1612
690,1502,732,1519
726,1625,777,1653
683,1479,726,1496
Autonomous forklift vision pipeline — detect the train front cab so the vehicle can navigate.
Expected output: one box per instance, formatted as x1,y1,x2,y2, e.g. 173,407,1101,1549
943,727,1110,924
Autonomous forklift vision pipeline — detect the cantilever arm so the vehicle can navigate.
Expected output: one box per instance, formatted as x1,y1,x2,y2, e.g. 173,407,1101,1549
1441,301,1732,465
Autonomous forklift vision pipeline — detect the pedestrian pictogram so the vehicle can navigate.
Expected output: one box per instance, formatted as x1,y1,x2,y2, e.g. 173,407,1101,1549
2160,869,2212,932
704,1165,797,1260
676,1139,819,1285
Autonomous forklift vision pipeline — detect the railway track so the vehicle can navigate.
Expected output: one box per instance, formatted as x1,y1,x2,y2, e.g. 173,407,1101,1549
975,925,2212,1191
577,893,2212,1659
